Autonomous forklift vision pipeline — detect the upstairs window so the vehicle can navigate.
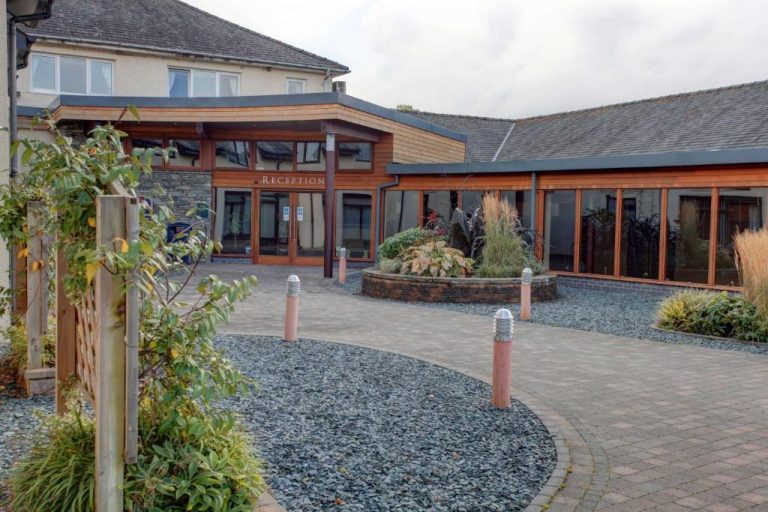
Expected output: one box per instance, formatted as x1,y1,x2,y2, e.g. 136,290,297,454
286,78,306,94
30,53,113,95
169,68,240,97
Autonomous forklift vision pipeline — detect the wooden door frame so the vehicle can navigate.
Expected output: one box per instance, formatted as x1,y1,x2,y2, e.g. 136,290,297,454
255,190,326,266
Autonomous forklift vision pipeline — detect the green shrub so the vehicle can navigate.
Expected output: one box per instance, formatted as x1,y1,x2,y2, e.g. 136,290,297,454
0,318,56,382
8,398,264,512
377,227,438,261
400,240,474,278
657,290,768,342
378,257,402,274
476,195,542,278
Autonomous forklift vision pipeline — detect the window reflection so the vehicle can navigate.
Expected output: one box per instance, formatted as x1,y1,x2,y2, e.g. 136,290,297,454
338,142,372,169
545,190,576,271
256,142,294,171
131,138,163,166
423,191,458,231
167,140,201,167
337,191,372,258
666,189,712,283
215,141,249,169
297,142,326,171
620,189,661,279
384,191,419,238
579,189,617,275
716,187,768,286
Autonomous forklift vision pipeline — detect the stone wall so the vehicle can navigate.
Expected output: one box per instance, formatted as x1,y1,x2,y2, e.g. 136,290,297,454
137,170,212,232
361,269,557,304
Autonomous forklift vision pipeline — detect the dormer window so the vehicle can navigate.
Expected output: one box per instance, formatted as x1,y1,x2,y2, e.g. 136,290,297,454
169,68,240,97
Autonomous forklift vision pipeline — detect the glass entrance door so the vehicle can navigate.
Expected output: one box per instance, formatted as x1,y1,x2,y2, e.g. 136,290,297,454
258,191,325,264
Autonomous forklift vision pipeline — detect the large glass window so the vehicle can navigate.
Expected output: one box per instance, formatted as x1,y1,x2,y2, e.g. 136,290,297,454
31,54,113,95
384,191,419,238
297,193,325,257
544,190,576,271
215,141,250,168
579,189,617,275
169,69,190,97
214,189,252,255
256,142,294,170
192,70,216,97
423,191,458,229
336,191,372,258
30,54,55,91
258,192,290,256
501,190,532,231
297,142,326,171
167,140,201,168
338,142,372,169
666,189,712,283
715,188,768,286
461,191,489,214
620,189,661,279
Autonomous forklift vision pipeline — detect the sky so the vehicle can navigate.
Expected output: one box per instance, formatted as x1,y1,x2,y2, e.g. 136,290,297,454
187,0,768,119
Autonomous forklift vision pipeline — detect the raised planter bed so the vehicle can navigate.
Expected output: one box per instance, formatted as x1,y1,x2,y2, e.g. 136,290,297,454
361,268,557,303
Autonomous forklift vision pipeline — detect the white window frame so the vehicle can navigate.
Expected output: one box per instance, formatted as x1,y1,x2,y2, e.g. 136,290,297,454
286,78,307,94
29,52,114,96
168,67,241,97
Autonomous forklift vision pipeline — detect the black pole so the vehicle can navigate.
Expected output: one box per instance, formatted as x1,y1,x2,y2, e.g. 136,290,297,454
323,132,336,278
8,21,17,178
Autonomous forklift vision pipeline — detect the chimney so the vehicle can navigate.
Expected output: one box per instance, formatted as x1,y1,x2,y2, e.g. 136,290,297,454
332,81,347,94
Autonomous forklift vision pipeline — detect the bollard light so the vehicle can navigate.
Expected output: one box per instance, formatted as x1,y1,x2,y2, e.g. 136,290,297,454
491,308,514,408
283,275,300,341
338,247,347,285
520,267,533,321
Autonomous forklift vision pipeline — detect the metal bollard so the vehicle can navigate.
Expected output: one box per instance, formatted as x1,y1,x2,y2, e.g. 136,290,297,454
283,275,300,342
338,247,347,285
491,308,514,408
520,267,533,321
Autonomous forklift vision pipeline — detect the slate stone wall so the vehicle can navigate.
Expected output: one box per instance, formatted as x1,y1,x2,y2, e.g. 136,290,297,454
137,170,212,232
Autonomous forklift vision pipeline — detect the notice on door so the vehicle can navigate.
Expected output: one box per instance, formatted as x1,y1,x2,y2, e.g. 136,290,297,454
283,206,290,221
296,206,304,221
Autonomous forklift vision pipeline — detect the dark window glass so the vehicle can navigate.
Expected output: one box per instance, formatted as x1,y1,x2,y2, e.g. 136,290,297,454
620,189,661,279
169,69,190,97
461,191,489,214
715,187,768,286
423,191,458,231
500,190,532,232
131,138,163,166
579,189,617,275
256,142,293,171
337,191,372,258
384,191,419,238
259,191,290,255
215,190,251,255
297,142,326,171
666,189,712,283
167,139,201,167
545,190,576,271
338,142,372,169
215,141,250,168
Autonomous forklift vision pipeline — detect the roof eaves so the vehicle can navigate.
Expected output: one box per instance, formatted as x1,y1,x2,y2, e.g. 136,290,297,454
27,34,351,74
387,147,768,175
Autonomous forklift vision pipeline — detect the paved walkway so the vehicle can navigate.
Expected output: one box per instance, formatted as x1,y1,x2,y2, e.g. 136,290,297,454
197,264,768,512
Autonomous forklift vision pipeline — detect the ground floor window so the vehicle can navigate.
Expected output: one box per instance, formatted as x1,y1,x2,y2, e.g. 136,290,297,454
666,188,712,284
620,189,661,279
336,191,372,258
500,190,532,231
579,189,617,275
715,187,768,286
384,190,419,238
423,191,458,229
460,191,487,214
214,189,252,255
544,190,576,271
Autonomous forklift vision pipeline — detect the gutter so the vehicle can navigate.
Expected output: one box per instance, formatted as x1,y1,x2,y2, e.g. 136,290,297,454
27,35,351,75
373,176,399,261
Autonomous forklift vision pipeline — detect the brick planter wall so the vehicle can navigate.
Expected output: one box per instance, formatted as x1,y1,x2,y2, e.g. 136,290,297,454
361,269,557,304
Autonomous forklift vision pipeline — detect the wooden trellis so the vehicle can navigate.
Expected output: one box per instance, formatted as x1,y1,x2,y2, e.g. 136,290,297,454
51,185,140,512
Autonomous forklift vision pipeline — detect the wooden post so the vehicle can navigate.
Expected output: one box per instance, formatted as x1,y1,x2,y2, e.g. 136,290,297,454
124,198,140,463
55,246,77,413
25,201,52,395
95,195,127,511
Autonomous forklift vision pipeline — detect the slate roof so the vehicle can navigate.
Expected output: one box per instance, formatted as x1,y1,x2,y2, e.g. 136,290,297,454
406,80,768,162
26,0,349,73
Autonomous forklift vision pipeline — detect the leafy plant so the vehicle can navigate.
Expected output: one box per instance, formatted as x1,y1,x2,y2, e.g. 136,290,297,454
447,207,485,259
378,257,402,274
1,117,264,510
399,240,474,278
377,227,438,261
476,194,542,278
735,228,768,319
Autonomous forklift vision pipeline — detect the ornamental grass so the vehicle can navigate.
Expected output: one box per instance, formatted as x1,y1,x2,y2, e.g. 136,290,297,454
476,194,540,278
734,228,768,319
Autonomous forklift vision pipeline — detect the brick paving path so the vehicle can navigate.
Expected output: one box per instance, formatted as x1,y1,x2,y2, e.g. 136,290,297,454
197,264,768,512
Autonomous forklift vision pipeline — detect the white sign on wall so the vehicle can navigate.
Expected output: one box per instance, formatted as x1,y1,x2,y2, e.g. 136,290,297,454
296,206,304,221
283,206,290,221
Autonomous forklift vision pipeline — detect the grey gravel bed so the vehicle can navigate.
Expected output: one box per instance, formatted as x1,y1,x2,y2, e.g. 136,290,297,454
221,334,556,512
337,272,768,355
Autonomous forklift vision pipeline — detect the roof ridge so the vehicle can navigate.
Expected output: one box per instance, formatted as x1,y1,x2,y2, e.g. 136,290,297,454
153,0,349,72
406,109,515,123
515,78,768,122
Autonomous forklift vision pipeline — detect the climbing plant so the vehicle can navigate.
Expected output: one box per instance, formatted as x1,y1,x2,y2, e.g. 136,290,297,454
1,115,264,511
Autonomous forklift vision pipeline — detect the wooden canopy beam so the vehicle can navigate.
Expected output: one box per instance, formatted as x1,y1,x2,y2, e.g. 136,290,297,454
321,120,381,142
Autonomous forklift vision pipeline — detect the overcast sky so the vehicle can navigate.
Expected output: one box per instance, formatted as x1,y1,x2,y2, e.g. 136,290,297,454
187,0,768,119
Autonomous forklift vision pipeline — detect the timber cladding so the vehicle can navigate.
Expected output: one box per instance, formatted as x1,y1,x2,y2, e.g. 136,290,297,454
361,269,558,304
